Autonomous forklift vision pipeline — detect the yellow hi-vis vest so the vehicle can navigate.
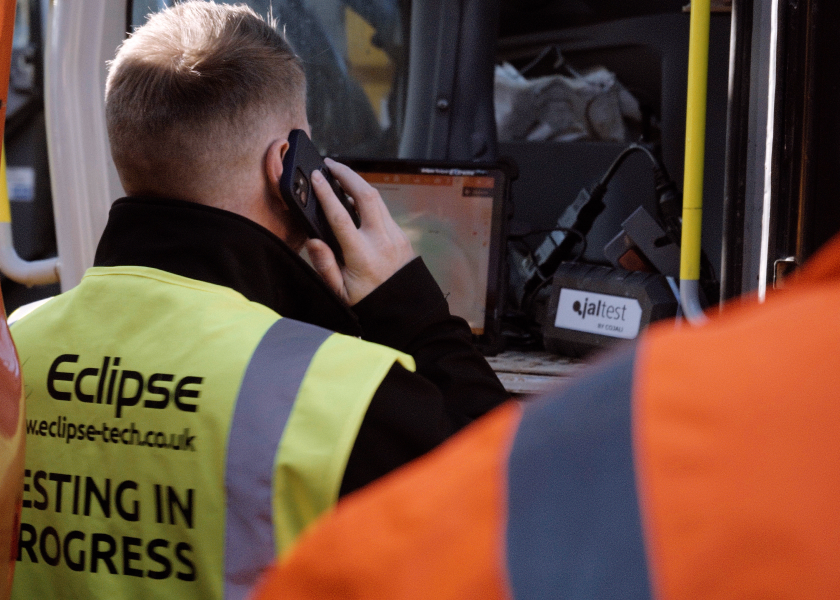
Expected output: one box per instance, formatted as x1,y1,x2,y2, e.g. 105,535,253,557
9,266,414,600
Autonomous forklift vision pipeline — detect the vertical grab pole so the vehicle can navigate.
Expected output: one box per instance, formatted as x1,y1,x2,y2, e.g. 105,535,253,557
0,0,59,287
680,0,712,323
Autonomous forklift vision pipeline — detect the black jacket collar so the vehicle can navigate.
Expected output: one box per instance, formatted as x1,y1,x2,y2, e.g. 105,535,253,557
94,197,362,336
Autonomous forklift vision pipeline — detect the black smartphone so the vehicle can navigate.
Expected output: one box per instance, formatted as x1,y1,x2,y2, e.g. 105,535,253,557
279,129,361,263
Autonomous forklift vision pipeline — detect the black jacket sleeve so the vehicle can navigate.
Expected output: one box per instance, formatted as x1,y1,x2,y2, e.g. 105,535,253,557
339,258,509,496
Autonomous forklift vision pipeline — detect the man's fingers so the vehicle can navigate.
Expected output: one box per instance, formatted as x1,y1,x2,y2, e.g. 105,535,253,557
304,239,348,303
308,159,416,305
324,158,384,227
310,168,358,239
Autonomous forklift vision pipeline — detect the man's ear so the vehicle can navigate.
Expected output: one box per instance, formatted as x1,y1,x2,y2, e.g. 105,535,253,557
264,138,290,204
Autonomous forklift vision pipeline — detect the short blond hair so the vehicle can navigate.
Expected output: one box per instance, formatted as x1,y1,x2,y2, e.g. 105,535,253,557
105,1,306,195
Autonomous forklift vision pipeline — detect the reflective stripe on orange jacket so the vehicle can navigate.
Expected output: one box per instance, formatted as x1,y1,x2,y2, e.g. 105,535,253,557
252,233,840,600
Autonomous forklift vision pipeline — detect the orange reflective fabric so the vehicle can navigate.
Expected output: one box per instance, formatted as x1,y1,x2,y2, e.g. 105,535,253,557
634,265,840,598
0,0,14,130
789,231,840,286
251,402,522,600
1,4,23,597
0,294,24,600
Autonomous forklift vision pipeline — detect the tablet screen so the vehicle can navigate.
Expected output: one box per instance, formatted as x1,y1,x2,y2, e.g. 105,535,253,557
345,159,511,349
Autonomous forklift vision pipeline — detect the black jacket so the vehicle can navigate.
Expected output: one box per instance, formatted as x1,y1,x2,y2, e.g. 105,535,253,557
94,198,509,495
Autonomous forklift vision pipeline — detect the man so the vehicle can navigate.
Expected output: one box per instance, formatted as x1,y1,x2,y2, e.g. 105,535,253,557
252,234,840,599
9,2,507,599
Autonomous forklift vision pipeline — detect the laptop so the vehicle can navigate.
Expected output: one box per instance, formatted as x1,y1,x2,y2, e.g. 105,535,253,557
342,158,513,354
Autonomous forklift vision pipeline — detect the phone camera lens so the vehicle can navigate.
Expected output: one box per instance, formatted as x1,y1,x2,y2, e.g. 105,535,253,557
294,170,309,206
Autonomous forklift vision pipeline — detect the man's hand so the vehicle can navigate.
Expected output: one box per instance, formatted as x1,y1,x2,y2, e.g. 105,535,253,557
305,158,416,305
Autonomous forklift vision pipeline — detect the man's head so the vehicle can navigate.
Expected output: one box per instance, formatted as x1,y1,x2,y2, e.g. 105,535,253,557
106,1,309,238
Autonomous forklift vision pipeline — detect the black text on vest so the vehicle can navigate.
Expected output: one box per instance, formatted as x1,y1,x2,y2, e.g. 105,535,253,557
47,354,203,418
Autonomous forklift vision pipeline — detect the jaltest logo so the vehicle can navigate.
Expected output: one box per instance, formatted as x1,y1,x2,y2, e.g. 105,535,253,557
555,289,643,340
572,298,628,321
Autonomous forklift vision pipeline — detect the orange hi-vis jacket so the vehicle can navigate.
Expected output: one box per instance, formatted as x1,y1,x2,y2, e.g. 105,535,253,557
252,233,840,600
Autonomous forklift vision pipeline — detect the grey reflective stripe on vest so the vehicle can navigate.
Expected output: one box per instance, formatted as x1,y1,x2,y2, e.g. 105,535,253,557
224,318,332,600
506,343,652,600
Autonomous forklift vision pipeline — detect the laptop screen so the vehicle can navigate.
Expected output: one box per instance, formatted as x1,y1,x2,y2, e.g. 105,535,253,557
344,159,511,351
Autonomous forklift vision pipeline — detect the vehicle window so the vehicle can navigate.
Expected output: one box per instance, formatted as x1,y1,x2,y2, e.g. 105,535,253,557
8,0,38,117
130,0,409,159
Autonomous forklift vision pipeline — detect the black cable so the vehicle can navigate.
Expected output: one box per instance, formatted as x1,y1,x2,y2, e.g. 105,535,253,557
521,273,556,318
596,141,684,239
512,227,588,315
510,226,588,290
518,142,687,303
511,238,548,283
596,142,721,306
509,226,588,263
597,142,661,187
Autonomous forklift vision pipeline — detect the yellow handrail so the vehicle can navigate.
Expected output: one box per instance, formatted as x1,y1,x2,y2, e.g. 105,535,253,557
680,0,711,322
1,145,12,223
